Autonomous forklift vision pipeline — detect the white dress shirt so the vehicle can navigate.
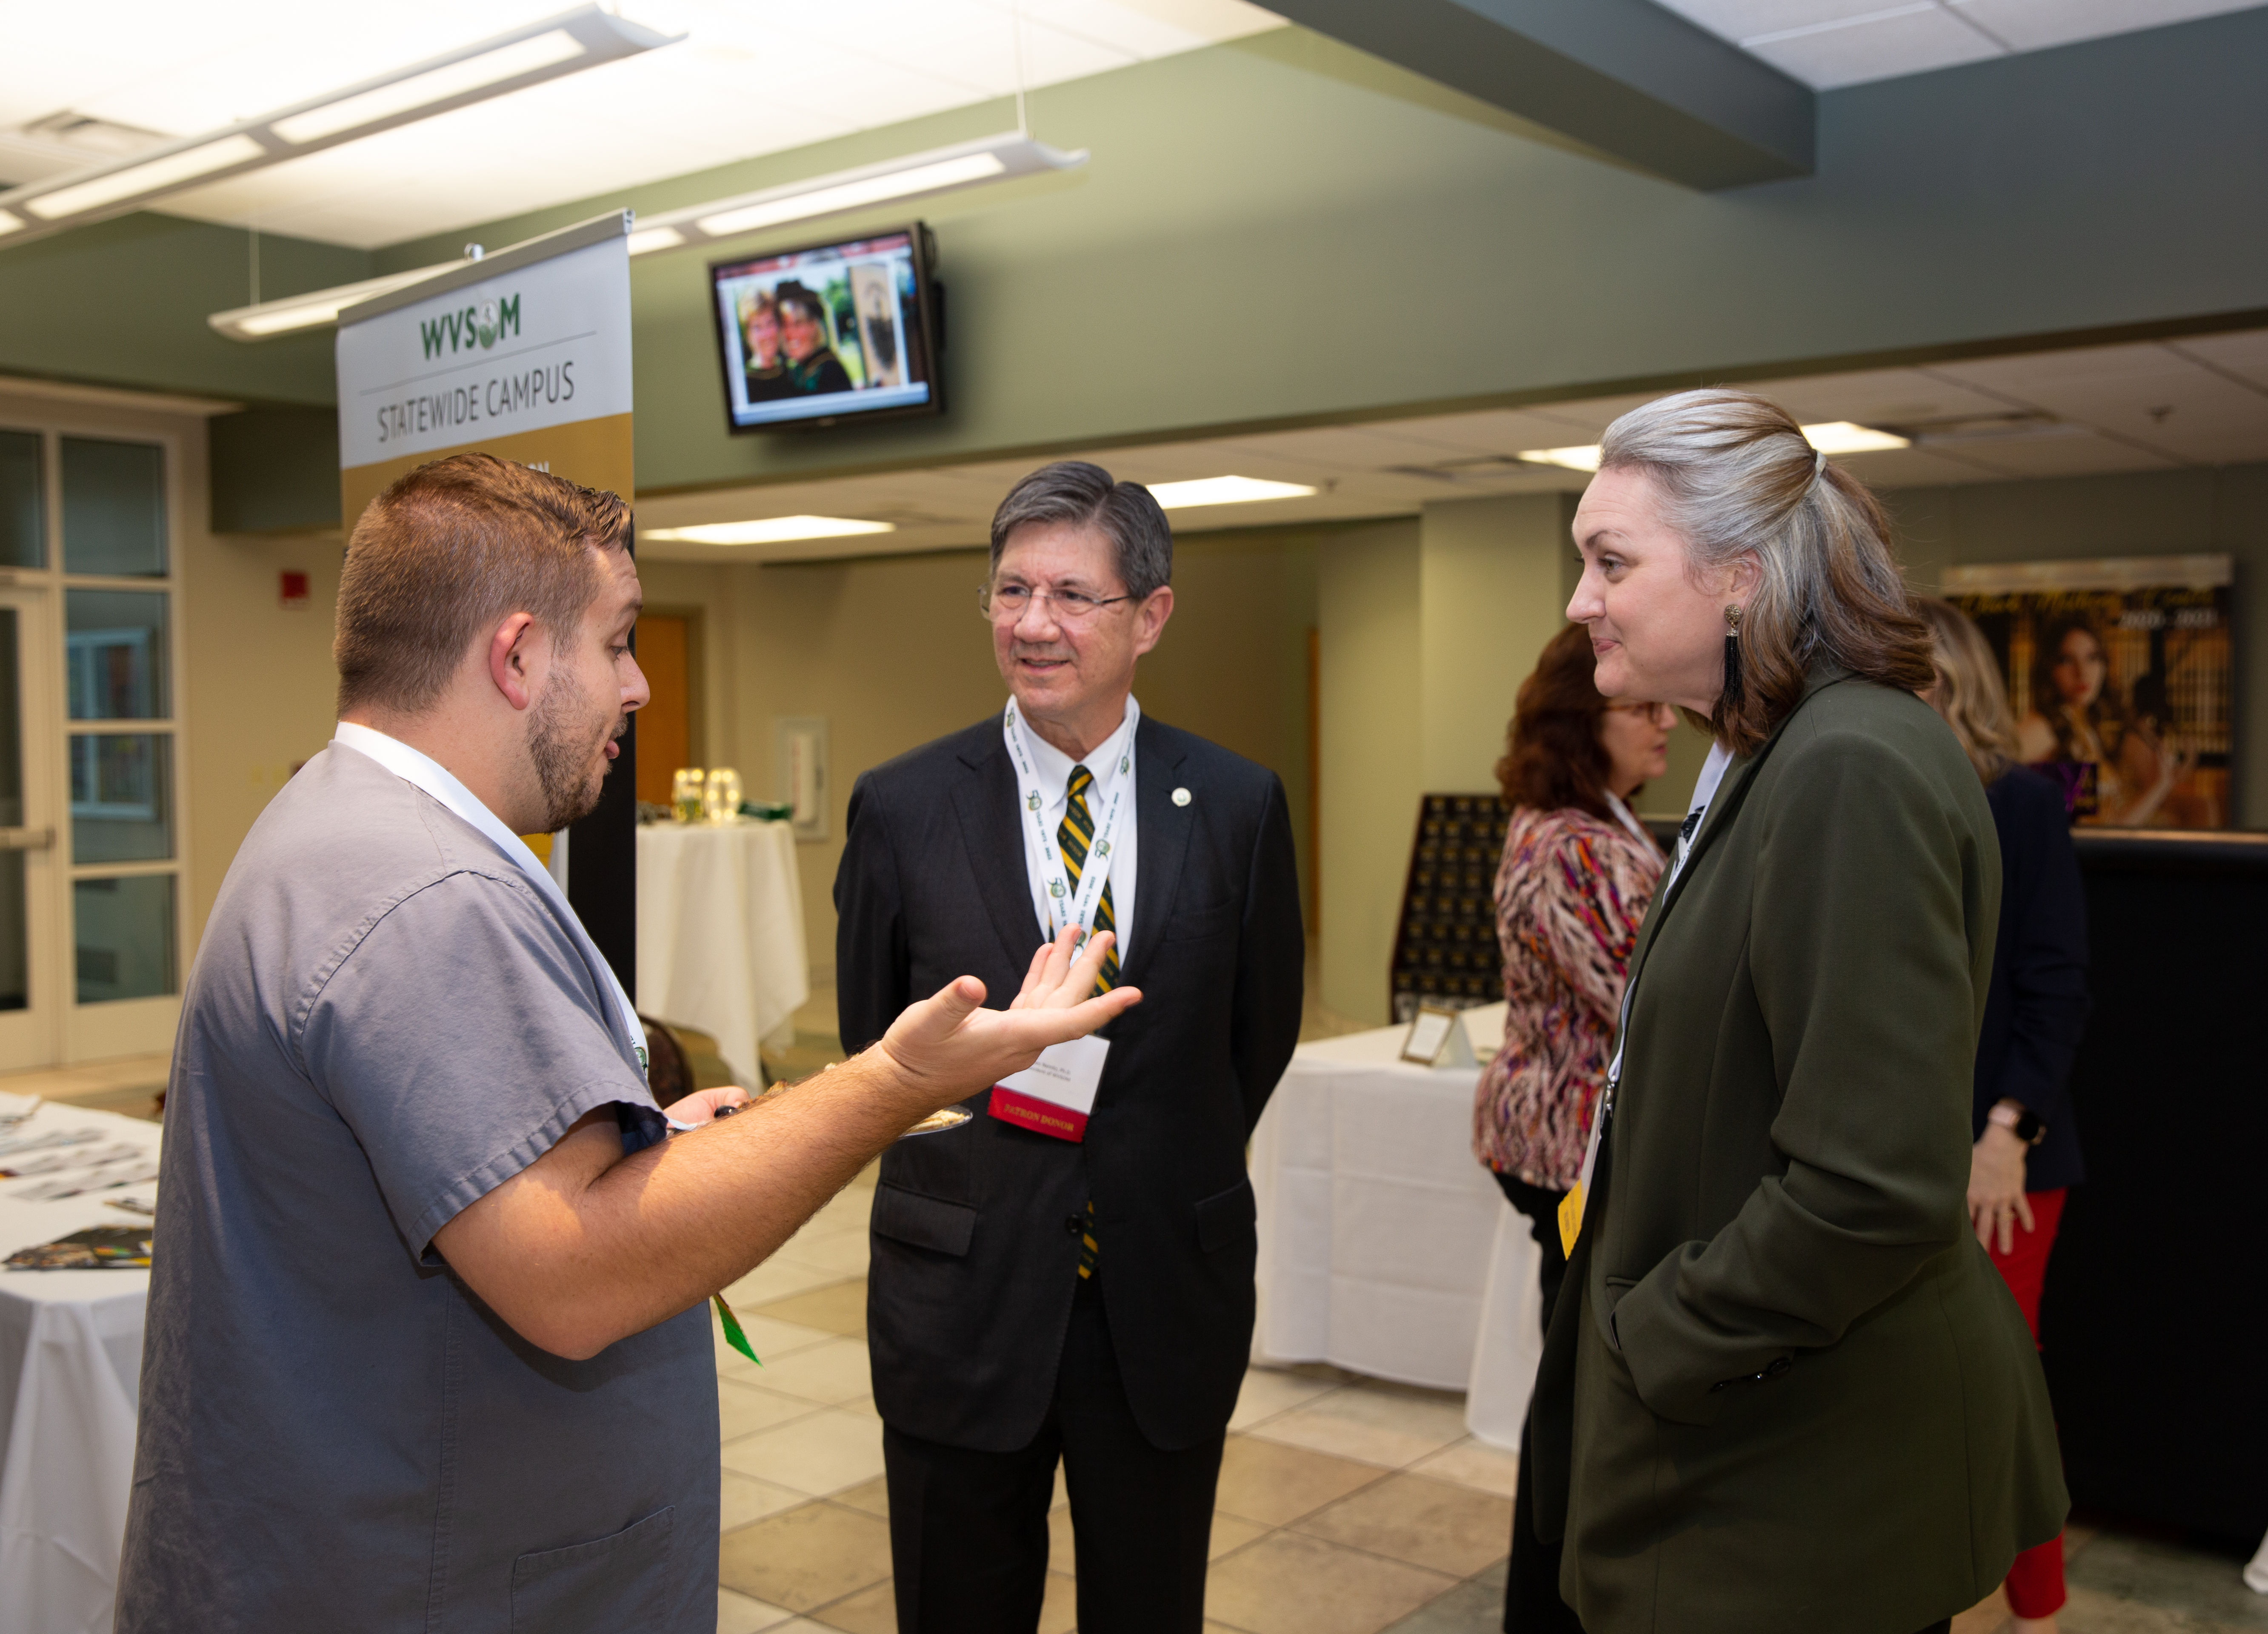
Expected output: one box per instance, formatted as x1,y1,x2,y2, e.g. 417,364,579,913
1011,694,1140,962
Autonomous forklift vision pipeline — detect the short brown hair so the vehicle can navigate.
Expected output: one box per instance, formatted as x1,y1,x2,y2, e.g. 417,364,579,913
1599,389,1932,755
335,454,630,716
988,460,1173,599
1496,623,1620,820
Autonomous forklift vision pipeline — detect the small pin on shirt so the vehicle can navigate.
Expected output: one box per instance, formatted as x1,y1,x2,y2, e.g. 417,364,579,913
1171,787,1192,806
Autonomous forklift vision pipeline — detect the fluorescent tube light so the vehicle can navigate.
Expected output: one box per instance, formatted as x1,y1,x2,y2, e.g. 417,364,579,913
643,517,896,546
697,153,1005,238
209,262,474,341
23,134,265,219
273,29,585,144
1517,446,1603,472
1146,477,1318,508
626,131,1086,257
0,6,675,247
1519,422,1908,473
1801,421,1912,454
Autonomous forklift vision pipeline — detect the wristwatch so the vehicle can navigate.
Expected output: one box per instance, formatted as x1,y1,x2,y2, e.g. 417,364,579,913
1988,1102,2048,1146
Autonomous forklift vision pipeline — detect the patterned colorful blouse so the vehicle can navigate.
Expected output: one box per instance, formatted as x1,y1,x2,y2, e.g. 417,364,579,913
1473,804,1663,1189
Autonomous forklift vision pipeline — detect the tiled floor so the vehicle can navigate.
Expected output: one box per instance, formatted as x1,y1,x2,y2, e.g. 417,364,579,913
705,1160,1525,1634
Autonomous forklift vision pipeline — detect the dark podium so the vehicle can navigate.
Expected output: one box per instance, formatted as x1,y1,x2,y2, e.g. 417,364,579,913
2042,830,2268,1546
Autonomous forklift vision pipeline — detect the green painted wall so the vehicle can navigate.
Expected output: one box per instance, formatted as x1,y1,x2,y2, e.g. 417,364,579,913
0,214,365,405
11,9,2257,520
374,11,2268,499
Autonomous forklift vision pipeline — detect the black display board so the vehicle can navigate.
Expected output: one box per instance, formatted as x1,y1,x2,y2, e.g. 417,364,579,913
565,532,636,998
1390,794,1510,1020
2040,830,2268,1545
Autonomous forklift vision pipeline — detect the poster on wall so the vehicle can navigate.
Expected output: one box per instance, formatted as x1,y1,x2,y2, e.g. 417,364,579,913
1945,555,2233,828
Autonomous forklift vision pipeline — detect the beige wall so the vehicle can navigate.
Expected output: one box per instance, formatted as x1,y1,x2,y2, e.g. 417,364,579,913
183,524,346,948
663,528,1323,984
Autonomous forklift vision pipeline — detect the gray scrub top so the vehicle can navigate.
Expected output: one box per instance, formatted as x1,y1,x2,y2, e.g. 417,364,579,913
115,744,717,1634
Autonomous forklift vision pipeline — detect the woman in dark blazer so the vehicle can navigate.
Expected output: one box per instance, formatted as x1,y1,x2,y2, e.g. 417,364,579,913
1526,389,2066,1634
1917,595,2090,1634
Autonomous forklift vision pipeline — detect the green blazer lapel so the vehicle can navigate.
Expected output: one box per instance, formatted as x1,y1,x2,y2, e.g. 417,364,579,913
1622,666,1857,995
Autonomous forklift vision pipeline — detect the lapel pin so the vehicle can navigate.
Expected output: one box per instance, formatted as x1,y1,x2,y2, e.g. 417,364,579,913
1171,787,1192,807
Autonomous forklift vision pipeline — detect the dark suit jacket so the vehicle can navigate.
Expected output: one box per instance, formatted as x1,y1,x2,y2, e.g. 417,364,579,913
1529,669,2065,1634
1975,764,2090,1191
835,711,1304,1453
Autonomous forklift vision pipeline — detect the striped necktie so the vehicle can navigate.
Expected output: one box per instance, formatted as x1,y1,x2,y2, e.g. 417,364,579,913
1058,765,1122,993
1060,764,1115,1281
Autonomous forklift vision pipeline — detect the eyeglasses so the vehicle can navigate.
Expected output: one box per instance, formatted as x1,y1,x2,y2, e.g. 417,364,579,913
1606,701,1679,725
977,583,1136,625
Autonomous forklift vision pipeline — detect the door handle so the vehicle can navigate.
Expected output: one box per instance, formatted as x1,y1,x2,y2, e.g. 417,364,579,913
0,826,54,851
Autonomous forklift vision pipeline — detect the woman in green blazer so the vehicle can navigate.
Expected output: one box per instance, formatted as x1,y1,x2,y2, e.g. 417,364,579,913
1525,389,2066,1634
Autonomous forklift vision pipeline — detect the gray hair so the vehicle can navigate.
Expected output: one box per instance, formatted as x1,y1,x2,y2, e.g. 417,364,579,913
1598,387,1931,754
988,461,1173,599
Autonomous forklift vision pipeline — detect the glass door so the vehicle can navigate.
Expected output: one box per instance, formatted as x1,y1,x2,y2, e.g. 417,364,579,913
0,586,61,1070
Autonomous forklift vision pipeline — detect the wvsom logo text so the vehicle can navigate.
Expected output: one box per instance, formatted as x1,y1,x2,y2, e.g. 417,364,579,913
420,295,520,359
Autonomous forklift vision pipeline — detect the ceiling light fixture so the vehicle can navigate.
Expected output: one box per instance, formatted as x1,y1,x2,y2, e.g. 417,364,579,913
642,517,897,546
625,131,1086,257
211,127,1091,340
0,6,677,248
1146,476,1317,508
1516,445,1604,472
1518,421,1911,472
209,264,477,339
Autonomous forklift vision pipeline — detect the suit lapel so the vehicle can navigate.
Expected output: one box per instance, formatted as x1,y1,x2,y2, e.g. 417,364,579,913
950,730,1046,972
1120,717,1191,988
1622,667,1856,995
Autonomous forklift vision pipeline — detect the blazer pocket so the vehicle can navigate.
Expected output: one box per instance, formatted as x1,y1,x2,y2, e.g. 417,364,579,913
872,1183,978,1257
1194,1177,1257,1253
510,1505,673,1634
1162,897,1238,943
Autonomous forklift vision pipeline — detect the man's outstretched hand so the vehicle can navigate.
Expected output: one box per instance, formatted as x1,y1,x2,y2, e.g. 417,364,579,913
874,925,1140,1112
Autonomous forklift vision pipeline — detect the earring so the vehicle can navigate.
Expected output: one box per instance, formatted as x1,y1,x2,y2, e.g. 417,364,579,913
1721,604,1745,710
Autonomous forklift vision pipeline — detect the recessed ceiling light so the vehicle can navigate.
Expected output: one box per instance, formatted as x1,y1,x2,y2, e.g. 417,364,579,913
642,517,896,546
1519,421,1910,473
1800,421,1911,454
1145,476,1317,508
1517,445,1603,472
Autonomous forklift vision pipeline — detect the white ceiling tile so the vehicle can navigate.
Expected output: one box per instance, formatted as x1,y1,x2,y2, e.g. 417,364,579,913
2170,332,2268,392
1949,0,2265,51
1742,6,2001,89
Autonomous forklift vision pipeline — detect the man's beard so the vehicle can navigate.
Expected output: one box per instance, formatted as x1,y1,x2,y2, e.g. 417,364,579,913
528,669,615,833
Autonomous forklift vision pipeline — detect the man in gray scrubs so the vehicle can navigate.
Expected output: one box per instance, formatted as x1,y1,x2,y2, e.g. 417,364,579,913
114,454,1135,1633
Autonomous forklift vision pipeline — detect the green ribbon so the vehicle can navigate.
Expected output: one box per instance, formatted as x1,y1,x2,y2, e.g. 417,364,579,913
713,1293,761,1366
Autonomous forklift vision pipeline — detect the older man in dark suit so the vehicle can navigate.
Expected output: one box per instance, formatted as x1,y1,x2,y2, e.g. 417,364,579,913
835,461,1304,1634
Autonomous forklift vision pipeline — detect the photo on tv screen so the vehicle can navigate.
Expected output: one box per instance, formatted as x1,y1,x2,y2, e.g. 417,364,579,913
710,225,942,432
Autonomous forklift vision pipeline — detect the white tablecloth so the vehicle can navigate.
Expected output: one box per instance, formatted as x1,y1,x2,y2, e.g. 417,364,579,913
1251,1008,1545,1450
636,820,810,1087
0,1102,163,1634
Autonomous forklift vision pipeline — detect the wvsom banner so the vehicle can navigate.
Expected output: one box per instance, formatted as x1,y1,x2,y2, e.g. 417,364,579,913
336,211,634,530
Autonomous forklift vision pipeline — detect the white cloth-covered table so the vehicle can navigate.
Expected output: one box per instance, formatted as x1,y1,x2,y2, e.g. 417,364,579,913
1251,1008,1546,1450
636,819,810,1086
0,1101,163,1634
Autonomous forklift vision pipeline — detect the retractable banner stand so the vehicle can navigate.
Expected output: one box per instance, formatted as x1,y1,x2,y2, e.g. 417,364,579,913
334,211,640,997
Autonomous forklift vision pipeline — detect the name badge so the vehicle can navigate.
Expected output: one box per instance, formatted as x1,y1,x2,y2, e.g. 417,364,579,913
1557,1098,1608,1259
988,1035,1111,1143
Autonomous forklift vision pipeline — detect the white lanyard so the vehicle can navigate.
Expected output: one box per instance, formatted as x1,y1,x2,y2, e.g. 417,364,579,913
1002,699,1135,948
1603,791,1652,850
331,723,646,1074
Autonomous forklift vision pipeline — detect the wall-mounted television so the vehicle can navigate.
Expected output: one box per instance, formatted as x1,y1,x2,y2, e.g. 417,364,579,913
709,224,942,433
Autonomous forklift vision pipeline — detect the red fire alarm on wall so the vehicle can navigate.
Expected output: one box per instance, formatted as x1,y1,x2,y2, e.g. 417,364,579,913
280,571,309,609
